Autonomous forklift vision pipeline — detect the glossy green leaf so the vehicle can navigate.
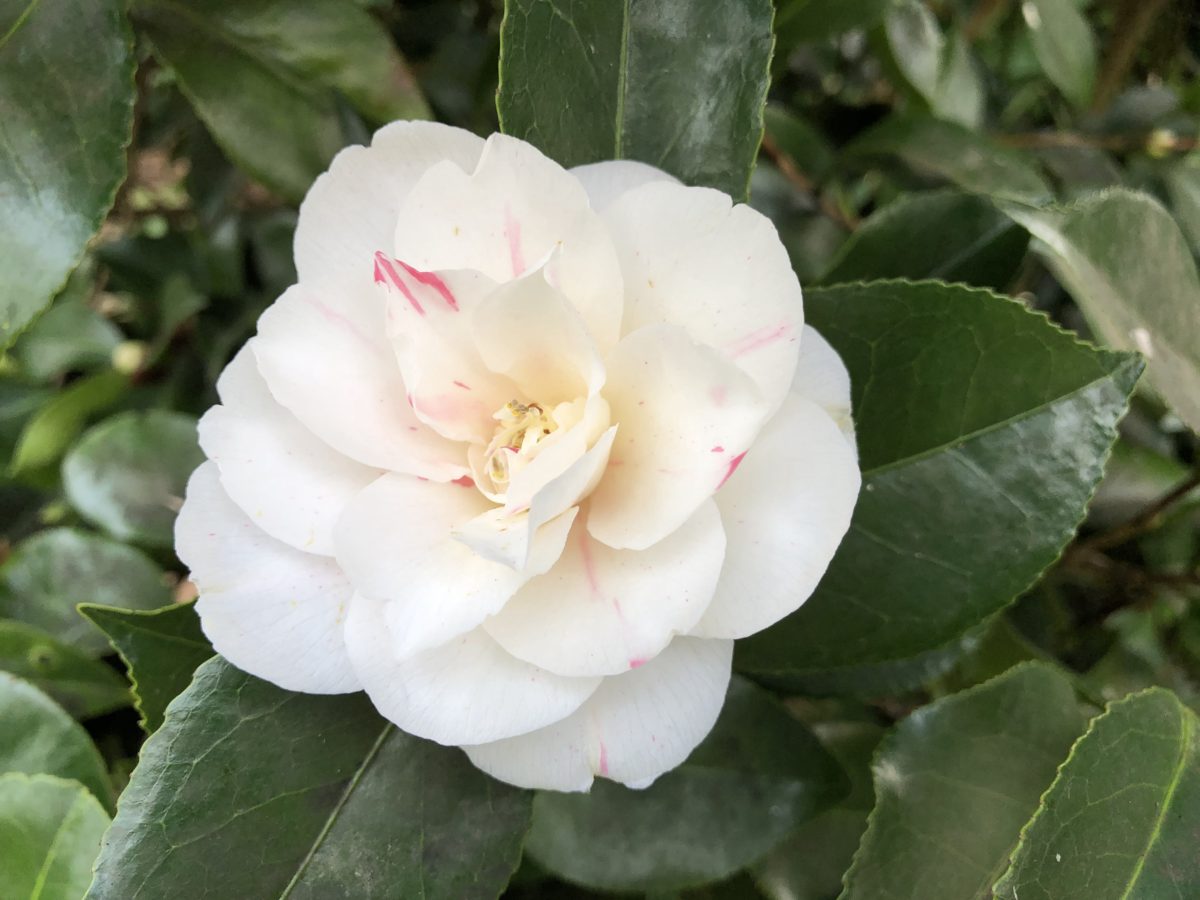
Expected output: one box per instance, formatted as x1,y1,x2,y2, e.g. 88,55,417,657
883,2,982,128
0,0,134,347
79,601,212,733
9,370,127,476
774,0,890,53
843,664,1088,899
0,528,170,657
497,0,773,199
0,672,113,809
89,656,531,899
62,410,204,547
820,191,1029,290
850,116,1052,203
1164,155,1200,253
1006,188,1200,434
526,678,847,893
764,104,836,184
0,773,109,900
736,281,1141,692
133,0,429,202
0,620,129,720
1022,0,1097,109
995,688,1200,899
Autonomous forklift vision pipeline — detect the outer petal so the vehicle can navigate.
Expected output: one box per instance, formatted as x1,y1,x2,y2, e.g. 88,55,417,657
393,134,626,351
602,181,803,412
176,463,359,694
690,393,860,639
587,325,769,550
254,284,465,477
793,324,856,448
485,502,725,677
345,596,601,745
198,344,381,556
570,160,680,212
463,636,732,791
294,121,485,296
333,473,574,659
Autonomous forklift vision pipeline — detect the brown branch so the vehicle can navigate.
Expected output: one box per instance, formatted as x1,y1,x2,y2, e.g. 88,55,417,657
1081,468,1200,555
1091,0,1171,113
995,130,1199,154
760,132,860,231
965,0,1012,42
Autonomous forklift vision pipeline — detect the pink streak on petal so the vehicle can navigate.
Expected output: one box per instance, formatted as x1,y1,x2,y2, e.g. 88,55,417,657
302,296,376,351
709,386,727,406
373,251,425,316
503,206,525,277
717,451,748,490
451,475,475,487
395,259,459,312
628,657,648,669
452,380,471,390
578,526,601,599
598,741,609,776
710,445,725,453
726,323,791,358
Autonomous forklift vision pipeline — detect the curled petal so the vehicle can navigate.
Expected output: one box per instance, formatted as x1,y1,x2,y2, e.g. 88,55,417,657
587,325,769,550
345,596,601,745
793,324,856,449
691,393,860,639
198,343,380,555
570,160,680,212
176,463,359,694
485,502,725,677
463,636,732,791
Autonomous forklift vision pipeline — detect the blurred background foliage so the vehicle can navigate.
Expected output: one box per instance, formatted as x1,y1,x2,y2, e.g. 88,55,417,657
1,0,1199,897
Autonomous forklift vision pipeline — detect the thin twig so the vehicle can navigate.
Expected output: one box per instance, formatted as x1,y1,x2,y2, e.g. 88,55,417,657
964,0,1012,43
1081,469,1200,554
995,130,1199,153
760,132,860,231
1091,0,1171,112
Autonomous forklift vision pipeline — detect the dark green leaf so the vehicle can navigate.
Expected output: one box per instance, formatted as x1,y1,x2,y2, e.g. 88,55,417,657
497,0,774,199
0,773,109,898
820,190,1029,290
79,601,212,733
0,672,114,809
736,281,1141,691
88,657,531,900
0,528,170,656
995,688,1200,899
774,0,890,53
133,0,429,202
526,678,847,893
843,663,1088,899
0,620,130,720
882,2,982,128
0,0,134,347
1164,155,1200,254
8,370,128,476
62,410,204,547
763,104,836,184
1022,0,1097,109
1006,188,1200,434
849,116,1052,203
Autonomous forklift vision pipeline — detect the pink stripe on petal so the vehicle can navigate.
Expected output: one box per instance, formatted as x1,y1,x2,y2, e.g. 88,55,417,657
726,324,791,358
396,259,459,312
598,741,609,776
373,251,425,316
717,451,748,490
503,206,525,277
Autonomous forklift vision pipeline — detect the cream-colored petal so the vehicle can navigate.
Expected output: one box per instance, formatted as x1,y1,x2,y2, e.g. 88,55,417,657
570,160,680,211
793,324,856,449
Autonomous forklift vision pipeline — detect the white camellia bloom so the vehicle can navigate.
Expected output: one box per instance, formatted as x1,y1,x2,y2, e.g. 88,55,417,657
177,122,861,792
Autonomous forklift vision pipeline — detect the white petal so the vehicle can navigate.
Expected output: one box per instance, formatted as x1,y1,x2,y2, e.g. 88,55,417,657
176,463,359,694
793,324,856,448
587,325,770,550
463,636,732,791
295,122,484,296
570,160,680,211
691,394,861,639
542,213,626,355
485,502,725,677
602,181,803,412
345,596,601,745
333,473,574,659
254,284,466,477
198,344,380,555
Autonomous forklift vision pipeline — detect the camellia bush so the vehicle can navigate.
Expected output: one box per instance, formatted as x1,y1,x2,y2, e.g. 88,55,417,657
2,0,1200,897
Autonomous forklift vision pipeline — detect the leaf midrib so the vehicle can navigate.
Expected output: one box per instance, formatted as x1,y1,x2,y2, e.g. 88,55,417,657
0,0,43,53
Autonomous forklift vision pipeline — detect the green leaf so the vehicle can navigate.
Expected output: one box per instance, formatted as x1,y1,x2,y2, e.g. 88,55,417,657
0,672,113,809
0,0,135,347
525,678,847,893
9,370,128,477
0,528,170,657
0,773,109,900
88,656,531,899
1022,0,1097,109
882,2,983,128
497,0,774,199
736,281,1141,692
133,0,429,202
0,620,129,720
995,688,1200,899
849,115,1052,204
1005,188,1200,435
774,0,891,51
763,104,836,184
1164,154,1200,254
62,410,204,547
79,601,212,733
842,664,1088,899
820,190,1029,290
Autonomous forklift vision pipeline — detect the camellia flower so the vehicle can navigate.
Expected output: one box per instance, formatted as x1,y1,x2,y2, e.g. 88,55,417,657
177,122,861,791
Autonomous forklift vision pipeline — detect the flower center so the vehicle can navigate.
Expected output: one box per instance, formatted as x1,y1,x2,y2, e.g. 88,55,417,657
483,400,559,490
